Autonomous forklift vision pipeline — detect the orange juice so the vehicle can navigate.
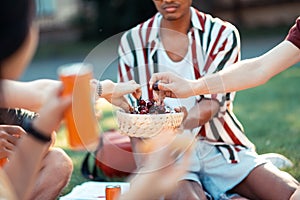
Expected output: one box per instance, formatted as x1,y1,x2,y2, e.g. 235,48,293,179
58,63,99,151
105,185,121,200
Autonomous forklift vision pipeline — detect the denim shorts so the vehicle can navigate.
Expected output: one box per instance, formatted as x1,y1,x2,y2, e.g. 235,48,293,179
182,140,268,200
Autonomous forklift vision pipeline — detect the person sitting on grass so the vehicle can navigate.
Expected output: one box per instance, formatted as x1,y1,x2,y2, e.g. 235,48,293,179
0,0,221,199
0,0,141,199
149,16,300,200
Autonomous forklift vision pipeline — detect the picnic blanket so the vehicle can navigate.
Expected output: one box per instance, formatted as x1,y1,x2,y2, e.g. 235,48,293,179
60,181,130,200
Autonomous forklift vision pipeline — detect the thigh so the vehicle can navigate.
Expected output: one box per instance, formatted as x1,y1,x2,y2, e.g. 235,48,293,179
165,180,208,200
231,162,299,200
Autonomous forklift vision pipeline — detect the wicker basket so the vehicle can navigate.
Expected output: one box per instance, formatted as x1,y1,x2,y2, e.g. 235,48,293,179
116,110,184,138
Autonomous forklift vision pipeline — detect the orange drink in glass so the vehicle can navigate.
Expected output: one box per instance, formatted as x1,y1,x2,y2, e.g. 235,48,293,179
58,63,99,151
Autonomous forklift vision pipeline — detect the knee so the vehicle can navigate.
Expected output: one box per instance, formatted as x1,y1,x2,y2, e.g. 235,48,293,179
44,148,73,179
165,180,208,200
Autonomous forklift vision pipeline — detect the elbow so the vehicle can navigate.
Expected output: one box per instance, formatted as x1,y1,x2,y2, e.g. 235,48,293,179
251,58,272,87
256,74,270,86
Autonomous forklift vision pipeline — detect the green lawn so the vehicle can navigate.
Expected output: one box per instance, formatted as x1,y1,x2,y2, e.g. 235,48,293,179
56,63,300,197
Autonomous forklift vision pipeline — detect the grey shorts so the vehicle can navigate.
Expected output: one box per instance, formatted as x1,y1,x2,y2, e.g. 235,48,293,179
182,140,268,200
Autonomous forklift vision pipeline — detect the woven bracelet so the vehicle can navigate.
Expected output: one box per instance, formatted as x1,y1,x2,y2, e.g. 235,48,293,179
23,118,51,143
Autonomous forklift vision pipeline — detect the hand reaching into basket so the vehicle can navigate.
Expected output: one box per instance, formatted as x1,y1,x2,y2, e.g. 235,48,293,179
149,72,199,104
91,79,141,112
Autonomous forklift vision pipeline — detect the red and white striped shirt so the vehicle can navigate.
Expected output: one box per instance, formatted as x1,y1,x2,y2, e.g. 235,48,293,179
118,7,255,149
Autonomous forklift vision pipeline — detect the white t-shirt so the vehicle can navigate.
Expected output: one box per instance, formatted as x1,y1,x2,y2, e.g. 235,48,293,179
157,43,197,111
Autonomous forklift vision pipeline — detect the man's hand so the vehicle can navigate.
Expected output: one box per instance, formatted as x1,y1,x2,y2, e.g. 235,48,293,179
183,99,220,130
0,125,25,159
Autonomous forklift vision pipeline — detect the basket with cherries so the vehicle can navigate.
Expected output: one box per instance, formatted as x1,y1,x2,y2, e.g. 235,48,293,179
116,98,184,138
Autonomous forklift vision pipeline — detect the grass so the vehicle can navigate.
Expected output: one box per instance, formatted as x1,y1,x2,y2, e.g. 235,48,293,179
233,63,300,180
55,63,300,198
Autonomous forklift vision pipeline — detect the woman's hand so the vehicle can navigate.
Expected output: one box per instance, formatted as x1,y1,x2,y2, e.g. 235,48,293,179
110,81,141,111
32,82,72,136
0,125,25,159
150,72,197,102
91,79,141,112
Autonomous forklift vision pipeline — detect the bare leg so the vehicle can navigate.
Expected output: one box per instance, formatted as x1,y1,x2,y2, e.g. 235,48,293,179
131,137,208,200
165,180,208,200
27,148,73,200
230,163,298,200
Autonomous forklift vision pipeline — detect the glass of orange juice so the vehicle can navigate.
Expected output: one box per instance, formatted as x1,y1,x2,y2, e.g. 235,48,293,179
58,63,99,151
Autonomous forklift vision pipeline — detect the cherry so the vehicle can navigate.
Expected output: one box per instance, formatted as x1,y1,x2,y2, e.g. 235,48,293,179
138,105,147,112
129,98,176,115
146,101,154,109
152,81,159,91
138,99,146,106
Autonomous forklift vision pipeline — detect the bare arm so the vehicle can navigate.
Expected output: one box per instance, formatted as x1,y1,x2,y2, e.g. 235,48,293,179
1,79,60,112
183,99,220,130
3,84,71,200
200,41,300,94
91,79,141,111
150,41,300,96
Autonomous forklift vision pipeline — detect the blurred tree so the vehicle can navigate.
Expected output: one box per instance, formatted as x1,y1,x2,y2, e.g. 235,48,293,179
80,0,156,40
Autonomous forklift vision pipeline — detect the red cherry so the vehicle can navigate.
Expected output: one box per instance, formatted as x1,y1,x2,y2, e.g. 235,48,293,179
152,81,159,91
138,99,146,106
146,101,154,109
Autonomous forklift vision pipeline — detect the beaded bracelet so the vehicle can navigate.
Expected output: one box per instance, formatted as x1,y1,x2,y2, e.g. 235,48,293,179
97,81,103,97
22,118,51,143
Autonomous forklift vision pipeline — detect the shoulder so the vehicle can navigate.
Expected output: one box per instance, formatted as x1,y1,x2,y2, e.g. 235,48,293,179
192,7,239,37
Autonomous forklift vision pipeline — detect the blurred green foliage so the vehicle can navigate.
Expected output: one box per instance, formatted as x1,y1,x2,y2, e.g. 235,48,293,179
79,0,156,40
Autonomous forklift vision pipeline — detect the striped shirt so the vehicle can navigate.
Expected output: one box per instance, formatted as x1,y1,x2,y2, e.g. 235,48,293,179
118,7,255,149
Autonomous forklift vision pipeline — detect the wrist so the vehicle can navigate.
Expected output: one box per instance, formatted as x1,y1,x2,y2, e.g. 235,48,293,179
96,81,102,97
23,118,51,143
189,79,202,96
101,80,115,97
193,78,209,95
